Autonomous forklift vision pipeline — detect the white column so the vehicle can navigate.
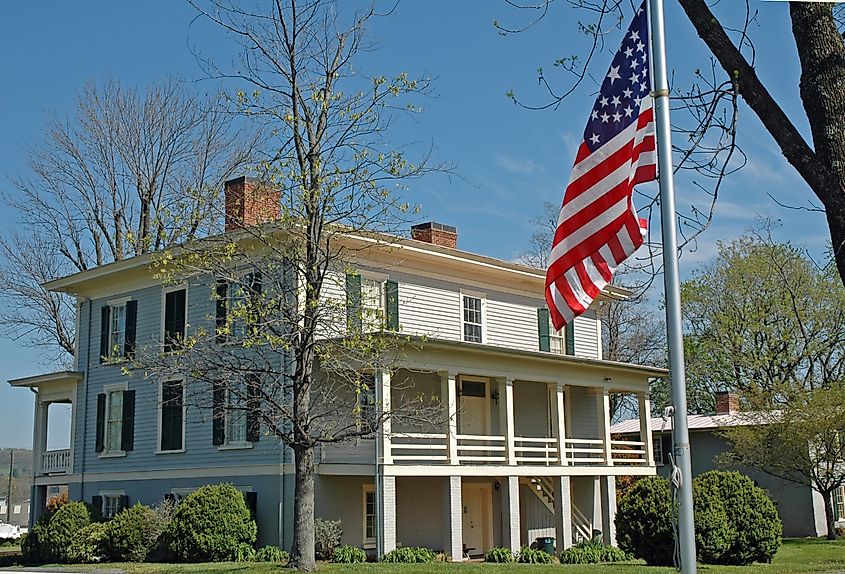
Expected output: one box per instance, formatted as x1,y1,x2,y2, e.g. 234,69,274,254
638,392,654,466
33,400,48,475
444,476,464,561
597,388,613,465
553,383,567,465
600,476,617,546
380,475,397,554
554,476,573,551
501,476,520,553
441,372,459,465
498,378,516,465
378,370,393,465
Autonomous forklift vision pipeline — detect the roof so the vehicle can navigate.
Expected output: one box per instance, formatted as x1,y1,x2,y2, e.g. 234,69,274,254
611,411,769,434
8,370,83,388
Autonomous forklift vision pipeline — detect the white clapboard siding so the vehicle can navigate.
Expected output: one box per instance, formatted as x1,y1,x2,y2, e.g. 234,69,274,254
316,270,347,338
397,282,462,341
573,310,601,360
568,385,600,440
486,297,540,352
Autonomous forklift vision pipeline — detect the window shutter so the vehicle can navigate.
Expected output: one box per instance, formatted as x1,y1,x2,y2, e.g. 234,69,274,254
385,280,399,331
174,289,186,341
212,381,225,446
99,306,110,362
92,495,103,515
243,491,258,520
215,280,228,343
346,273,362,333
565,321,575,356
246,375,260,442
121,390,135,452
124,300,137,358
118,495,129,513
537,308,551,352
95,393,106,453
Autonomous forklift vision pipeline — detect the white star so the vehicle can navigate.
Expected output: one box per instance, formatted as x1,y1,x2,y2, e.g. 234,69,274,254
634,95,643,107
636,40,645,53
600,112,610,123
629,72,640,83
640,82,649,93
630,30,640,42
607,65,621,84
589,133,601,145
623,106,634,117
637,5,643,15
622,87,633,99
631,59,640,69
611,95,621,107
591,109,599,120
599,96,609,107
624,46,634,58
612,111,622,122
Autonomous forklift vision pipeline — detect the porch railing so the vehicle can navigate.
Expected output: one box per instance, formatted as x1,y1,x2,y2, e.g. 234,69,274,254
390,433,448,463
456,434,506,463
610,439,648,465
41,449,71,475
565,438,606,464
514,436,559,465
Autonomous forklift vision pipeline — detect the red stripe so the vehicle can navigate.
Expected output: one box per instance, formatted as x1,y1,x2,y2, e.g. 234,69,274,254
552,178,632,246
637,106,654,128
591,252,612,282
546,208,631,282
555,277,586,316
565,140,636,202
606,233,625,266
574,142,591,165
574,261,602,301
546,289,565,328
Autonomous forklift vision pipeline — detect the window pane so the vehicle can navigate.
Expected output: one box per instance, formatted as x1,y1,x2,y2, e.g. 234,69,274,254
110,305,126,356
161,381,184,451
361,279,383,331
464,323,482,343
227,381,248,444
462,296,482,342
365,491,376,540
164,289,186,352
106,390,123,452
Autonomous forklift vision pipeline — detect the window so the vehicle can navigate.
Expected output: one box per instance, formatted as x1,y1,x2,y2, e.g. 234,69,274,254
834,486,845,521
99,491,126,519
109,304,126,357
653,434,664,466
105,389,124,453
462,294,483,343
363,485,376,547
227,379,248,445
163,287,187,352
159,380,184,452
356,375,377,433
96,385,134,455
361,278,384,331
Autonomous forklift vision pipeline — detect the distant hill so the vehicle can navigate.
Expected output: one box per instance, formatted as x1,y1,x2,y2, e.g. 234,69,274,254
0,449,33,502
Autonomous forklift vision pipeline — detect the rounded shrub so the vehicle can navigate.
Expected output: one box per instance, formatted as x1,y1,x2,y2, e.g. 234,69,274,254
380,546,436,563
67,522,107,564
166,484,257,562
693,471,781,565
615,475,675,566
255,545,290,563
43,501,92,564
314,518,342,560
692,475,732,564
483,546,515,563
21,524,47,564
558,540,630,564
516,546,554,564
332,544,367,563
105,503,163,562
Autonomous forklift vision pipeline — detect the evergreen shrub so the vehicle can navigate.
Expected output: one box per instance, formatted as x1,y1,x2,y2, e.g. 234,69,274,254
381,546,436,563
483,546,515,563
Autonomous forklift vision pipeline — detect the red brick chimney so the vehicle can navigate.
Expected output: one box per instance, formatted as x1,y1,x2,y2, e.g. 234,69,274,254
224,176,281,231
714,391,740,415
411,222,457,249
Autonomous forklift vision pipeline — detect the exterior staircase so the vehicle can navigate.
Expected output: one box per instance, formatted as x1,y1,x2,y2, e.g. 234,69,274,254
521,477,594,543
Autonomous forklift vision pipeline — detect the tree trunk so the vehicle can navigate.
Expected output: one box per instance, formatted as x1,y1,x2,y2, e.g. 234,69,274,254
822,489,837,541
290,445,317,571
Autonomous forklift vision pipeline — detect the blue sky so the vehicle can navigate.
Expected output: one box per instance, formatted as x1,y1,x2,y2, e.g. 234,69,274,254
0,1,828,448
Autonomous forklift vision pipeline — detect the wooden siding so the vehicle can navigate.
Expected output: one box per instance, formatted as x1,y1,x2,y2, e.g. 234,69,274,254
513,381,551,438
573,311,601,360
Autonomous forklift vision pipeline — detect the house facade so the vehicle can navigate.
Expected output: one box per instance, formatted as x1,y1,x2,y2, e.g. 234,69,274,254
611,391,844,538
10,178,663,558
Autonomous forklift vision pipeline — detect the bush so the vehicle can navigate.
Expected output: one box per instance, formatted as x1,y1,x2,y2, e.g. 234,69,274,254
516,546,554,564
21,523,47,564
693,471,781,565
255,545,290,563
332,544,367,563
558,539,630,564
615,476,675,566
483,546,515,563
381,546,436,563
166,484,257,562
67,522,107,564
314,518,342,560
42,501,92,564
105,503,163,562
235,543,256,562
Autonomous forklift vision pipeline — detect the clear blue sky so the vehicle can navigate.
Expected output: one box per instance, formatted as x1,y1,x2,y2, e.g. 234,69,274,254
0,1,827,448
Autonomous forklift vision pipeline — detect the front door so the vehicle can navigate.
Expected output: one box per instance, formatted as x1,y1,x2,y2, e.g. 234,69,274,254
462,485,488,556
459,378,488,435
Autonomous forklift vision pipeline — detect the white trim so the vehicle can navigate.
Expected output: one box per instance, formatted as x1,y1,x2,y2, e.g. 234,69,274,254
160,283,189,352
107,296,132,307
653,434,664,466
156,377,186,454
102,383,128,455
362,483,376,549
218,443,254,451
99,489,125,519
459,291,487,344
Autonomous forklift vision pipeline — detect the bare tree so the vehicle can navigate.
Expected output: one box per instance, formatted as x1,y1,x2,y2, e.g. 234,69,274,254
0,79,259,362
131,1,445,569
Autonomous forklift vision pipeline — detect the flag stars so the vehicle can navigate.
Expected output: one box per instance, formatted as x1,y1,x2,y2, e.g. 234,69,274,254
629,72,640,84
623,87,633,99
631,59,640,69
611,95,621,107
624,46,634,58
600,112,610,123
591,109,599,120
636,40,645,52
630,30,640,42
589,133,601,145
623,106,634,117
607,65,621,83
599,96,609,107
612,111,622,122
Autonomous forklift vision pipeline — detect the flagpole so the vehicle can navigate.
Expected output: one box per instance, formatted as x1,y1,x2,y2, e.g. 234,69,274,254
646,0,697,572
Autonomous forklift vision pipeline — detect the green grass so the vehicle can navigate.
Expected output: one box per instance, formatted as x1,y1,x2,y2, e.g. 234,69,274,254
2,538,843,574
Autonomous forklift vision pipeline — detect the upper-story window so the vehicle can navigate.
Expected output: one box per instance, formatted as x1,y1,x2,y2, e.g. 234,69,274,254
95,384,134,456
99,300,137,361
347,273,399,333
213,376,260,447
227,379,249,444
461,294,484,343
163,287,187,352
110,305,127,356
361,278,384,331
159,379,185,453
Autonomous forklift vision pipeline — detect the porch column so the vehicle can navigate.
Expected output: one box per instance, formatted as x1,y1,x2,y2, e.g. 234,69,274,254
638,392,655,466
443,476,464,561
597,388,613,465
554,476,573,551
552,383,567,465
33,400,48,475
500,476,520,553
379,475,397,554
378,370,393,465
599,476,617,546
498,378,516,465
440,372,459,465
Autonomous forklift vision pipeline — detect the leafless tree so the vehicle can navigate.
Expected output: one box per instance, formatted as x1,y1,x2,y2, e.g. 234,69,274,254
0,79,260,362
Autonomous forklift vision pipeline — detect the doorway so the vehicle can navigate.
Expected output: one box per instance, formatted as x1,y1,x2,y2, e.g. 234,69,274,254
461,483,493,556
459,377,489,435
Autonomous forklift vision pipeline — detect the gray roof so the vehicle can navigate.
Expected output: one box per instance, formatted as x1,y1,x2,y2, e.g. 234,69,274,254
611,412,768,434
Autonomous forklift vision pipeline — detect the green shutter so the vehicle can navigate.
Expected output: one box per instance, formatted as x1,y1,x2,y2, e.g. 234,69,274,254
346,272,362,333
565,321,575,356
385,280,399,331
121,390,135,452
99,306,110,361
212,381,225,446
95,393,106,453
537,308,551,352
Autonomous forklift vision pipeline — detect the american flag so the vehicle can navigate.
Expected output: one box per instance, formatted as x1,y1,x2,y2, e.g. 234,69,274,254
545,1,656,331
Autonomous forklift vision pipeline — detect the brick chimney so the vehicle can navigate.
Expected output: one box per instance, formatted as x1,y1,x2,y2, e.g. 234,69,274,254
224,176,281,231
714,391,740,415
411,222,457,249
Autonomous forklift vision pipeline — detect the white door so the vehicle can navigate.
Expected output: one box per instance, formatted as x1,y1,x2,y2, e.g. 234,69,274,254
462,485,485,556
459,379,488,435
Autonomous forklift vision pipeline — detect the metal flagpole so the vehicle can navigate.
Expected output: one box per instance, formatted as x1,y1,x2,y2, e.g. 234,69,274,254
646,0,697,572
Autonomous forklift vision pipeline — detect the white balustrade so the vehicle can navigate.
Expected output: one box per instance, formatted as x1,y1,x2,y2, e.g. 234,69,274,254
41,449,71,475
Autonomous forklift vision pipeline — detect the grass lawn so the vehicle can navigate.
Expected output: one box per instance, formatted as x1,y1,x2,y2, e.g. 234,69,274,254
3,539,843,574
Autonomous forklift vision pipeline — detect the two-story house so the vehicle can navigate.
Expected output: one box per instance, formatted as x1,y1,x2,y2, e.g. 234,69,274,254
10,177,663,558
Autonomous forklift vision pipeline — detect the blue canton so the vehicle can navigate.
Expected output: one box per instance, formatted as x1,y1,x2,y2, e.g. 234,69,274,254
583,2,650,152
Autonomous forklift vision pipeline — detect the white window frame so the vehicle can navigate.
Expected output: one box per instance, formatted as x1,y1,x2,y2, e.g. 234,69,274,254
100,382,128,457
224,380,251,448
360,273,387,332
834,485,845,521
156,378,186,454
362,484,376,549
160,284,188,352
107,298,129,358
653,433,664,466
99,489,125,519
460,291,486,344
224,272,259,343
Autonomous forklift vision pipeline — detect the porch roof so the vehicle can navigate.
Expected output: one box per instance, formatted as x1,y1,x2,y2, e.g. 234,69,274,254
8,370,83,388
